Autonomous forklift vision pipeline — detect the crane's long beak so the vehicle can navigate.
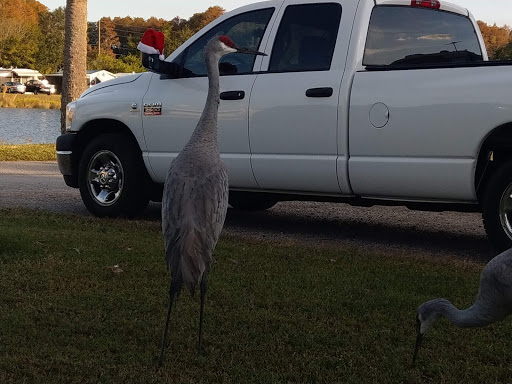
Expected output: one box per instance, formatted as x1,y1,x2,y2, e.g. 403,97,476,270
236,46,267,56
412,315,423,366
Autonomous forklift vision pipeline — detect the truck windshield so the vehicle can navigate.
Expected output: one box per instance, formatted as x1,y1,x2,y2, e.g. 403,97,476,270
363,6,483,67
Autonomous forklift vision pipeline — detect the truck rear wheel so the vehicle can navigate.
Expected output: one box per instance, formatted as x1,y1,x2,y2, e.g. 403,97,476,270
78,133,149,217
229,192,277,211
481,160,512,252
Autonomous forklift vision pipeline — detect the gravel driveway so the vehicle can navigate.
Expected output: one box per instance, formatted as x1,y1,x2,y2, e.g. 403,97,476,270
0,161,494,262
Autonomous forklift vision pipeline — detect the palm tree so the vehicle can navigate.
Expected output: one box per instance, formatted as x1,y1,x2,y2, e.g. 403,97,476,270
60,0,88,134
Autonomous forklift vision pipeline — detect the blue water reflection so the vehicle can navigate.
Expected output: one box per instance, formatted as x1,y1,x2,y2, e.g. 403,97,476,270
0,108,60,144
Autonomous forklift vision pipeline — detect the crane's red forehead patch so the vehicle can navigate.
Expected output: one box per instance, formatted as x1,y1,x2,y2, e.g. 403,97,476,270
219,35,236,48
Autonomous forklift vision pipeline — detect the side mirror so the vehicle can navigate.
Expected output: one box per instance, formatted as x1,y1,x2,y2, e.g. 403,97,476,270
141,53,180,78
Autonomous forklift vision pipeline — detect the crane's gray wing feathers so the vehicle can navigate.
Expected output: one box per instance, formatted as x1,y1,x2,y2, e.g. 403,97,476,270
162,165,229,294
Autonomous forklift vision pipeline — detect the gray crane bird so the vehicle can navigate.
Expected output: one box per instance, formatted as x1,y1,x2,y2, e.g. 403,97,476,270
413,247,512,365
158,35,265,366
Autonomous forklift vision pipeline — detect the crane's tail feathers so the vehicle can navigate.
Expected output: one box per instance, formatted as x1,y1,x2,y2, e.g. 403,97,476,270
167,226,210,295
183,227,208,292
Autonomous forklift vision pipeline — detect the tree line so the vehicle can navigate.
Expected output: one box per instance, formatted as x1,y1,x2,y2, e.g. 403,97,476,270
0,0,225,74
477,21,512,59
1,0,512,75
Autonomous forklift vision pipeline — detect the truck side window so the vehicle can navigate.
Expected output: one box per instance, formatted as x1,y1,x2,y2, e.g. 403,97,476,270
182,8,274,77
364,6,483,67
269,3,342,73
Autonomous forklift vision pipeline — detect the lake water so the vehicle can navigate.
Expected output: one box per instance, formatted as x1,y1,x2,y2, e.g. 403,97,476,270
0,108,61,144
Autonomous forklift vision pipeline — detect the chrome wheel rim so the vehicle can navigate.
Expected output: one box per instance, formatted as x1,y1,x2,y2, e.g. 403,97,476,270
499,182,512,240
87,150,124,206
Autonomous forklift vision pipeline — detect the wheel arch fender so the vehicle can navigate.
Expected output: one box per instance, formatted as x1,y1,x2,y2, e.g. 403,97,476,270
475,122,512,198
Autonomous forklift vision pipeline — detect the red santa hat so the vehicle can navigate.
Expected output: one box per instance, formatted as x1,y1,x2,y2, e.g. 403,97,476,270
137,28,165,60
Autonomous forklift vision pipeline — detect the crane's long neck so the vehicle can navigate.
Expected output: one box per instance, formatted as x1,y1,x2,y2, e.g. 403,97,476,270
437,299,505,328
187,52,221,150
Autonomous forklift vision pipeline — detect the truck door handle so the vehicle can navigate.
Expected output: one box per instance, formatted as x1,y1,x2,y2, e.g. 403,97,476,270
220,91,245,100
305,87,333,98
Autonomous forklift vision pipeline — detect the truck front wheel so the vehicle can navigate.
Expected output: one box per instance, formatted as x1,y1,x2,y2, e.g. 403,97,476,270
482,160,512,252
78,133,150,217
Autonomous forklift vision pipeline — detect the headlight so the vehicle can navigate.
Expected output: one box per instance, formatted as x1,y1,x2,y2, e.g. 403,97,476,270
66,102,76,131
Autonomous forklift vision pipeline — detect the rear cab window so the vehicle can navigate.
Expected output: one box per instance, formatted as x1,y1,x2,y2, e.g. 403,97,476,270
363,5,483,67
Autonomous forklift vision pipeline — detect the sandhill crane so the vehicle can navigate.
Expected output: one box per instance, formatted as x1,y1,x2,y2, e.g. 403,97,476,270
148,34,266,366
413,247,512,365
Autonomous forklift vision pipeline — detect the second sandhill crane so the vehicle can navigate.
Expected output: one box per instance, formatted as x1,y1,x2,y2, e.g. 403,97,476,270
413,247,512,364
138,32,266,366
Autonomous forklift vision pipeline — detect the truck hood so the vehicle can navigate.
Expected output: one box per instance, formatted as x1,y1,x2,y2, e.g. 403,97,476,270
80,73,144,98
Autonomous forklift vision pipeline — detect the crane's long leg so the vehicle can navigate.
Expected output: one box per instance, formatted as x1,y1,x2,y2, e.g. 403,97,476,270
158,281,178,367
197,276,207,355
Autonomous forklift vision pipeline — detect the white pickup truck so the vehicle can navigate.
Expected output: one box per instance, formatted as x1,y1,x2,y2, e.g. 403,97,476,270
56,0,512,251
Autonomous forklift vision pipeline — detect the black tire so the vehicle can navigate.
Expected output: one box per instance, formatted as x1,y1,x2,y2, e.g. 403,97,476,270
33,89,38,95
78,133,150,217
481,160,512,252
229,192,278,211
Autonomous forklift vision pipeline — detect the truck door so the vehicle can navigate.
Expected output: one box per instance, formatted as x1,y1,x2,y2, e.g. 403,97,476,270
248,0,356,194
348,4,484,201
142,7,275,187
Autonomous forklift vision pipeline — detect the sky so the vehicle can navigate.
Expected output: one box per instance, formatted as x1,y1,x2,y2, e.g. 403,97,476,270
38,0,512,27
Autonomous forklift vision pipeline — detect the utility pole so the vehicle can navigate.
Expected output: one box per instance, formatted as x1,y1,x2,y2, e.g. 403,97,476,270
98,19,101,55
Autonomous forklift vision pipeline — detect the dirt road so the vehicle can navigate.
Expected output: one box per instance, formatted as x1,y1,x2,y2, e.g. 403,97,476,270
0,161,494,261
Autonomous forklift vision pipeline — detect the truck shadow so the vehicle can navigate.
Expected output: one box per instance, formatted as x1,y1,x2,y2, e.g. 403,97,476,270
223,204,494,263
144,201,494,262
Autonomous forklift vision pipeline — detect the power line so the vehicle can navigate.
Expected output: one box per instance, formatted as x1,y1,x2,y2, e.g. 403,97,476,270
111,28,146,36
111,22,160,32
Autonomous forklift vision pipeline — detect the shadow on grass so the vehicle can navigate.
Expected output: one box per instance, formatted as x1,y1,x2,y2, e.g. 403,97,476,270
141,201,493,262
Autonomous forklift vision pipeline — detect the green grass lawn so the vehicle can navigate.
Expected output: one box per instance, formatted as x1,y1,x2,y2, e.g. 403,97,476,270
0,144,56,161
1,209,511,383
